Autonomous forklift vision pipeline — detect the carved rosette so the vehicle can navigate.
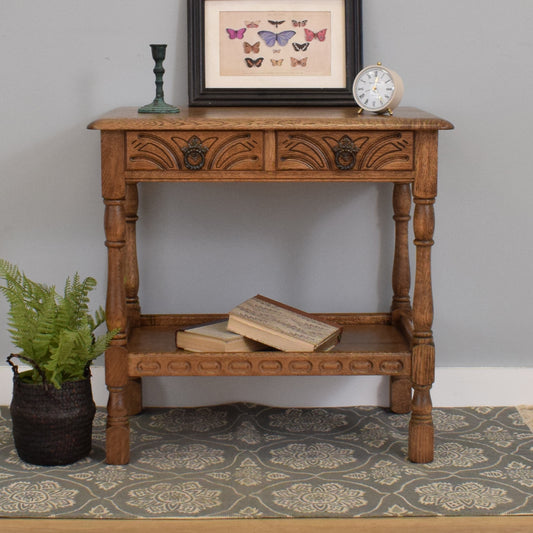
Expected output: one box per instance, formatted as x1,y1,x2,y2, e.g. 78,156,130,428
278,131,414,171
126,131,263,171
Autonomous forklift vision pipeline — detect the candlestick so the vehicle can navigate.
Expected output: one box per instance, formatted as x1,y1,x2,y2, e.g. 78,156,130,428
138,44,179,114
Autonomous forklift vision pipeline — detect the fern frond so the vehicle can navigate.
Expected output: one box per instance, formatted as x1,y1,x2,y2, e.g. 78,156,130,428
0,259,23,287
45,329,78,388
26,291,58,366
88,306,106,332
90,328,120,360
0,262,46,357
58,274,97,330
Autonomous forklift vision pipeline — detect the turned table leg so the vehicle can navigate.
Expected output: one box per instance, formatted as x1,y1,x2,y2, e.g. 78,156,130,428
125,183,142,416
102,132,130,465
410,196,435,462
104,197,130,464
409,131,438,463
125,183,141,326
390,183,413,414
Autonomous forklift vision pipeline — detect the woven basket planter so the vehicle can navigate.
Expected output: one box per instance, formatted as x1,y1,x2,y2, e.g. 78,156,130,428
8,355,96,466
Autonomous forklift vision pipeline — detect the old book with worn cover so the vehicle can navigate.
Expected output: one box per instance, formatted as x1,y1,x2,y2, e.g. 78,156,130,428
176,320,268,352
227,294,342,352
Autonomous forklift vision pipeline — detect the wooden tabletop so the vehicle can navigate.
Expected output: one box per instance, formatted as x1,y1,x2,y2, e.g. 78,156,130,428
88,106,453,131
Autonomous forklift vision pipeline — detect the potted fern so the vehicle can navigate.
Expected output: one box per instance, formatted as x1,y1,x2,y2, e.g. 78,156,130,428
0,259,117,465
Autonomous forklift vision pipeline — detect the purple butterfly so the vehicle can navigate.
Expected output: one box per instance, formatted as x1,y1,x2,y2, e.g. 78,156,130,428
257,30,296,47
226,27,246,39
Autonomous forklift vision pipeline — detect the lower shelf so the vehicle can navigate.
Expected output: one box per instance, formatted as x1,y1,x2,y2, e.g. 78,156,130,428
126,313,412,377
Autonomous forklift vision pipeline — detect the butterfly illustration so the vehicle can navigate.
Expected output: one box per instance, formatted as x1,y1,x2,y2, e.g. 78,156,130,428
270,58,284,66
290,57,308,67
226,28,246,39
292,42,310,52
245,20,260,28
243,41,260,54
273,49,281,53
268,20,285,28
244,57,264,68
304,28,327,42
258,30,296,47
292,19,307,27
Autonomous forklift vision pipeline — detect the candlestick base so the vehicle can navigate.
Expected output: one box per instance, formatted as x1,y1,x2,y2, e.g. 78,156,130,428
138,99,180,114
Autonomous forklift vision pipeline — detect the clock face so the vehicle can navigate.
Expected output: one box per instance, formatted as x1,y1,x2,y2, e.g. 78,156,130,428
353,66,397,112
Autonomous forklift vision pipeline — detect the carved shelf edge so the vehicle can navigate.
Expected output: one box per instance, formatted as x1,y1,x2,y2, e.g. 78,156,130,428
128,352,411,377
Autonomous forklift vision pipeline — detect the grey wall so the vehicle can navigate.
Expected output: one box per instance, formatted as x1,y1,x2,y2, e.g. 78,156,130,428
1,0,532,382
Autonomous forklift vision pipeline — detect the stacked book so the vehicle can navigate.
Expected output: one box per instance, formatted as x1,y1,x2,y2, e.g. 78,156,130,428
176,294,342,353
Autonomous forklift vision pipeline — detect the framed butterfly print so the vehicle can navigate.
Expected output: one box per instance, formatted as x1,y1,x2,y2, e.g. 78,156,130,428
188,0,362,106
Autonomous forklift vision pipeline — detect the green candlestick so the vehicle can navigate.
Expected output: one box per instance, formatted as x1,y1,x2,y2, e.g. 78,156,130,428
138,44,179,114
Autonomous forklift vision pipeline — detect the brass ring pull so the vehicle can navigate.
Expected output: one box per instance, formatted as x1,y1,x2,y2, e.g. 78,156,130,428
332,135,359,170
182,136,208,170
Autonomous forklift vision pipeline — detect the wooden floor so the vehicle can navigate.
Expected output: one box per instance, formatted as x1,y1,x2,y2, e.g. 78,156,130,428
2,517,533,532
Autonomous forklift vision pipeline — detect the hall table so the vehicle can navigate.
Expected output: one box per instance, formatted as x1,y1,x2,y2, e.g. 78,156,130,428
88,107,453,465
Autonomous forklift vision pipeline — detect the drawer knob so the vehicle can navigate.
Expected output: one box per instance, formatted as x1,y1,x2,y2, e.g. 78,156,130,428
332,135,359,170
181,135,209,170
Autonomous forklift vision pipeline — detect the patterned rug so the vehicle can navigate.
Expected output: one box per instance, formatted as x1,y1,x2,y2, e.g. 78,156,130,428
0,404,532,519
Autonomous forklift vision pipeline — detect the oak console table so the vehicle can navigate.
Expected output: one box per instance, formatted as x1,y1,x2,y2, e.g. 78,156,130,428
88,107,453,465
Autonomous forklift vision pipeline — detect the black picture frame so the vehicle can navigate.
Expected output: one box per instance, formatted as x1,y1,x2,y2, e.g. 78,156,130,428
187,0,362,106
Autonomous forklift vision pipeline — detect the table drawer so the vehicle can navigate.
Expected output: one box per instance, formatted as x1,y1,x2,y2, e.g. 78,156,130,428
277,131,414,171
126,131,264,171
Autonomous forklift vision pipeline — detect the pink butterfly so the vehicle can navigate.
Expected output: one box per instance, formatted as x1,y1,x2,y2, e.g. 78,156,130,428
304,28,327,42
245,20,260,28
226,27,246,39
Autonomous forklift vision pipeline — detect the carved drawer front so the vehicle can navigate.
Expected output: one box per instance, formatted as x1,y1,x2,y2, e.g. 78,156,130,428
126,131,263,171
277,131,414,171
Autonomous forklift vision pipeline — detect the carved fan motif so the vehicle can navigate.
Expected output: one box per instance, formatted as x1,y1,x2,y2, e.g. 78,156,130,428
126,131,263,171
278,131,414,171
